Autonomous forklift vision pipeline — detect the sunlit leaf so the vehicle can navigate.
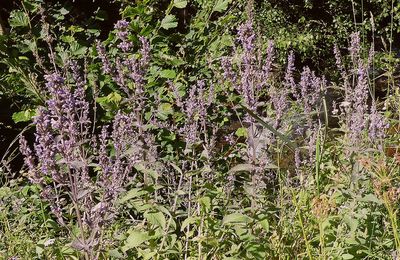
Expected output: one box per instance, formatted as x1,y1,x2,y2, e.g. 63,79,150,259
144,211,166,229
222,213,251,225
161,15,178,29
173,0,188,8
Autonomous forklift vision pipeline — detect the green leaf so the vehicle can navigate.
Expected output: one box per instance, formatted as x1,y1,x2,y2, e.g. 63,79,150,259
235,127,248,137
342,254,354,259
181,217,198,231
134,163,159,180
70,42,87,56
212,0,230,13
119,188,147,204
60,35,75,43
159,69,176,79
9,11,29,28
12,109,36,123
198,196,211,213
174,0,188,8
228,164,254,175
108,249,124,258
59,7,70,15
122,230,150,251
343,215,358,233
144,211,166,229
259,219,269,232
161,15,178,29
359,194,382,204
222,213,251,225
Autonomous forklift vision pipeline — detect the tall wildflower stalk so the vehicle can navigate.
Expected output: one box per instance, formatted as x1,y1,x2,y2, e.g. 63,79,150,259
18,19,157,259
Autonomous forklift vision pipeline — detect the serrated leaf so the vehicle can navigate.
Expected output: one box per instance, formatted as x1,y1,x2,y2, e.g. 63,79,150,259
9,11,29,28
174,0,187,8
222,213,251,225
359,194,382,204
212,0,230,13
12,109,36,123
70,42,87,56
123,230,150,251
161,15,178,29
144,211,166,229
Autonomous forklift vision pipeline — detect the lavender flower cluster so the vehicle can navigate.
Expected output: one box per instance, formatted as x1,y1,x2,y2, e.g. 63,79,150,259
19,27,156,253
334,32,388,148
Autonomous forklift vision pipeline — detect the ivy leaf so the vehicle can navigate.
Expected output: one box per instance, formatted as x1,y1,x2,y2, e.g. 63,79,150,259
174,0,188,8
161,15,178,29
212,0,230,13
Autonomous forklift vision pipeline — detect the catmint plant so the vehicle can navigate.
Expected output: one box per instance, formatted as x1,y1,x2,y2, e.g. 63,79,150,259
19,53,156,258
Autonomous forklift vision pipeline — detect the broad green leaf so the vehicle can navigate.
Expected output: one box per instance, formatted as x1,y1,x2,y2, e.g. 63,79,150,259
343,215,358,233
70,42,87,56
119,188,147,204
108,249,124,258
342,254,354,260
228,164,254,175
12,109,36,123
161,15,178,29
160,69,176,79
181,217,198,231
144,211,166,229
9,11,29,28
60,35,75,43
122,230,150,251
359,194,382,204
174,0,188,8
198,196,211,213
222,213,251,225
138,248,157,260
134,163,159,179
212,0,230,13
259,219,269,232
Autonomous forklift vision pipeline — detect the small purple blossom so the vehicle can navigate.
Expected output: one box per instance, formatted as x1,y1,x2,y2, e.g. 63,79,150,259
285,51,297,97
368,102,389,142
114,19,132,52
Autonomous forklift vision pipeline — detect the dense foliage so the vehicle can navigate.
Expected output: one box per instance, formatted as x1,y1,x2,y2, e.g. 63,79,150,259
0,0,400,259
